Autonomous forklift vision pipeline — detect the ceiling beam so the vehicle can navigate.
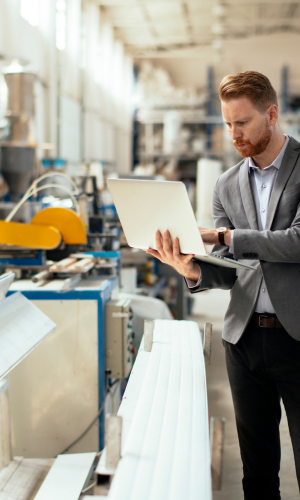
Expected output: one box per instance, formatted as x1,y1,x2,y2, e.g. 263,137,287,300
182,2,194,43
97,1,300,4
127,26,300,54
138,0,159,41
285,2,299,17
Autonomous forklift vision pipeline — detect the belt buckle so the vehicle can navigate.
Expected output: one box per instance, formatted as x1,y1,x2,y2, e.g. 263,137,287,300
258,314,268,327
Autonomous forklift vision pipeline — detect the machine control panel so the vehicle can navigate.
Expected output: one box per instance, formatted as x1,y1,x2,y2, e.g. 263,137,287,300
105,299,133,378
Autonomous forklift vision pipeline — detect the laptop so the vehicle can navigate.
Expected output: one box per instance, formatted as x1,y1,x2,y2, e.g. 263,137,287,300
107,178,256,271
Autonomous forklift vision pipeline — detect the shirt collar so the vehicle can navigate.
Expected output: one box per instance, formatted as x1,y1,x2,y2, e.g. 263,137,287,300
248,135,289,171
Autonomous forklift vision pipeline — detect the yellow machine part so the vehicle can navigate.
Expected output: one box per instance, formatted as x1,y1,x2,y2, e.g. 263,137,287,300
31,207,87,245
0,220,62,249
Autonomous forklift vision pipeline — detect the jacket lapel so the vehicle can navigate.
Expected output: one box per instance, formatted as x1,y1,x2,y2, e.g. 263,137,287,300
265,138,300,230
239,159,259,230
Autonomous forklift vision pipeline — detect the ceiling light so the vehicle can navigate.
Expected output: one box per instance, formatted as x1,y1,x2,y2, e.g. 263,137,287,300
211,23,225,35
212,39,224,51
212,4,226,18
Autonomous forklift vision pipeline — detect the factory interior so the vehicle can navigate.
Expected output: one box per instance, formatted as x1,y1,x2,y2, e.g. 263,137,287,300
0,1,299,499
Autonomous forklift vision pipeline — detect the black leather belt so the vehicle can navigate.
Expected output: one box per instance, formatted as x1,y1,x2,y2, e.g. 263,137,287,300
252,313,284,329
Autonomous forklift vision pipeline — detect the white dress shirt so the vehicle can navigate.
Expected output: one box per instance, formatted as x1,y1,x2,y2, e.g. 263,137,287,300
188,136,289,315
235,135,289,313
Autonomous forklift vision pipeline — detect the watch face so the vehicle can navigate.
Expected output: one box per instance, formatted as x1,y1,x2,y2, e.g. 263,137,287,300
217,227,227,233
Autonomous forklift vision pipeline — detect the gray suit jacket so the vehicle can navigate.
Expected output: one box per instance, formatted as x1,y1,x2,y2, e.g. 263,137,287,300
187,136,300,343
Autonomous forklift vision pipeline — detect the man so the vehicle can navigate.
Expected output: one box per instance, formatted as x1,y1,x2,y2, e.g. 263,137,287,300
146,71,300,500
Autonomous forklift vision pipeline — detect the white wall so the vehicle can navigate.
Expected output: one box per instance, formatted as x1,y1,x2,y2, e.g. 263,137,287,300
0,0,134,173
81,5,134,171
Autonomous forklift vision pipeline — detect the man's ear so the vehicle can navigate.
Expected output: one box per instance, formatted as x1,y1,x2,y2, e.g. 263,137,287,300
267,104,278,126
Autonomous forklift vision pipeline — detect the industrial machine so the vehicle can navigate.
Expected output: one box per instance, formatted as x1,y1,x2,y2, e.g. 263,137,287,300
0,69,125,462
0,167,120,280
0,62,120,273
0,62,37,203
0,171,127,460
0,151,125,461
7,275,121,457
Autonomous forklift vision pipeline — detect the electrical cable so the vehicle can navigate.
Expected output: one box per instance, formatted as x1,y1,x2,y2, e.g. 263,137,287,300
59,396,107,455
6,184,80,221
81,481,96,494
108,385,115,415
59,379,121,456
32,171,79,195
112,380,121,397
5,172,80,222
109,378,120,387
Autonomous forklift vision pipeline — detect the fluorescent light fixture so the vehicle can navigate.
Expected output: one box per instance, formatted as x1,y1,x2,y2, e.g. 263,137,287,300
20,0,39,27
56,0,66,51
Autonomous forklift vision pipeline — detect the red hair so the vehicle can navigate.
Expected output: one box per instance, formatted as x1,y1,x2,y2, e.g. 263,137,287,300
219,71,278,111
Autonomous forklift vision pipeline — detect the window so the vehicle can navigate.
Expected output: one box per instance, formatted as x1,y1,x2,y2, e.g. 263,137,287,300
20,0,39,27
56,0,66,50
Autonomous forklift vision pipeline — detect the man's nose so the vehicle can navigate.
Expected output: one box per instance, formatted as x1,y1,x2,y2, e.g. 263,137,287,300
231,127,243,141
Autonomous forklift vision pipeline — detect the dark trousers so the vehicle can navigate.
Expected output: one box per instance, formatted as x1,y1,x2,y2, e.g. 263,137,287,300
224,321,300,500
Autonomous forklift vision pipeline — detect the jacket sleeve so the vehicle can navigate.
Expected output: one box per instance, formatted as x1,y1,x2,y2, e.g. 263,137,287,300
233,202,300,262
185,178,237,293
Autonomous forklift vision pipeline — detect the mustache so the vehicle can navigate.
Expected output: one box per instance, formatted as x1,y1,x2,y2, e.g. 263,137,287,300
233,139,252,147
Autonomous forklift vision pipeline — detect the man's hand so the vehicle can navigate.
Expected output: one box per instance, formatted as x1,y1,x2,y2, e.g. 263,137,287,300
199,227,231,246
146,230,200,282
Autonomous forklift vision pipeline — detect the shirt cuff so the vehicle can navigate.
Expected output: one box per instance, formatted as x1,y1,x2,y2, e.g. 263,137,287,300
229,229,235,254
185,264,201,288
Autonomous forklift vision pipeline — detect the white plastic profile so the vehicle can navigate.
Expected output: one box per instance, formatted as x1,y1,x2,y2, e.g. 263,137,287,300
34,453,96,500
0,292,56,380
101,319,212,500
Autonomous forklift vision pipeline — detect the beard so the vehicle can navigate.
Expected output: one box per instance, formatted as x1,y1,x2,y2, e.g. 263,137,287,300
233,123,272,158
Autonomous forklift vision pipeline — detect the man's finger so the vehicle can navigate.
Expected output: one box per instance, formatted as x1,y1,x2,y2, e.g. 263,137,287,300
155,230,164,251
173,237,181,259
146,248,163,262
163,230,173,255
183,254,195,264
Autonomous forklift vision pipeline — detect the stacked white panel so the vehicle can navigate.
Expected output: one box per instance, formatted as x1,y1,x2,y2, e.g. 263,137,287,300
101,319,212,500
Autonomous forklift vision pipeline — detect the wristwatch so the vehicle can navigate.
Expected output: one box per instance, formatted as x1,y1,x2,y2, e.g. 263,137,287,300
216,227,228,246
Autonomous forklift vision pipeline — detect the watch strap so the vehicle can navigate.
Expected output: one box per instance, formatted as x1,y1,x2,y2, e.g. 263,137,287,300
218,231,225,246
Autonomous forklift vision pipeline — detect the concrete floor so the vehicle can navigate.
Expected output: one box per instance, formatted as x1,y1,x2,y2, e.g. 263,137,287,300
190,289,299,500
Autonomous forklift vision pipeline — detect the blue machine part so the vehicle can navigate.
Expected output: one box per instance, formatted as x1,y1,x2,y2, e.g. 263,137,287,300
41,158,67,169
85,251,121,259
99,205,117,218
0,250,46,268
7,276,118,450
41,158,53,169
84,251,121,273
